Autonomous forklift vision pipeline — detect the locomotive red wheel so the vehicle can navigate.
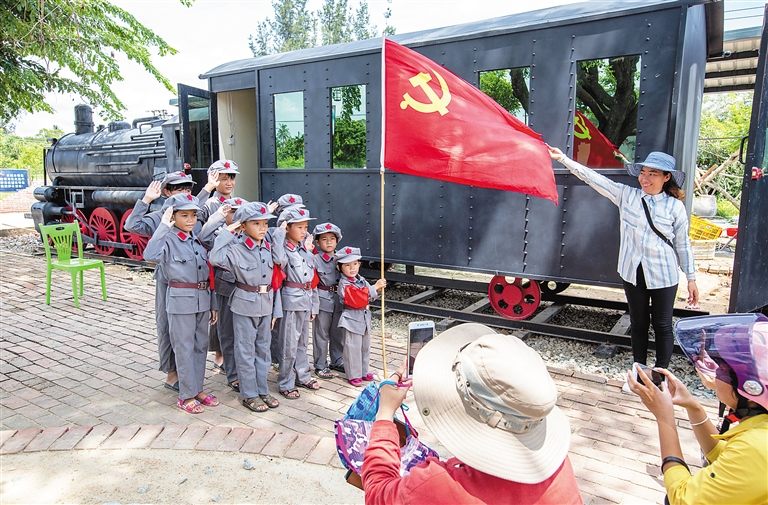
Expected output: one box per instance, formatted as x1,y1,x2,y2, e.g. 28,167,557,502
119,209,149,260
60,207,90,253
487,275,541,320
88,207,118,256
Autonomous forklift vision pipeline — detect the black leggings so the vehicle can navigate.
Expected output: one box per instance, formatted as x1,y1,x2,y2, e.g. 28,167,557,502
623,265,677,368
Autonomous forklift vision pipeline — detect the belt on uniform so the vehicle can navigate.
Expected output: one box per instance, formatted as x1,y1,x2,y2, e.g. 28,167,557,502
317,284,337,292
236,282,271,294
283,281,313,290
344,304,370,311
168,281,210,290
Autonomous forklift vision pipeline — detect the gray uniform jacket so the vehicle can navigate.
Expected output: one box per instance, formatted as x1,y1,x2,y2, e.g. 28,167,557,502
271,227,319,315
314,251,341,313
199,213,237,297
198,191,228,224
143,225,215,314
338,275,379,334
209,231,282,318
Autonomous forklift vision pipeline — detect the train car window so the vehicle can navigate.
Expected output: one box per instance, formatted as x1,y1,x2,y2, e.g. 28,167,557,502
478,68,530,125
274,91,305,169
574,56,641,168
188,95,213,169
331,84,367,169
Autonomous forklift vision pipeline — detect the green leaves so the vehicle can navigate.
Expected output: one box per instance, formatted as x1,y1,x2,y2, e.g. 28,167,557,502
1,0,189,124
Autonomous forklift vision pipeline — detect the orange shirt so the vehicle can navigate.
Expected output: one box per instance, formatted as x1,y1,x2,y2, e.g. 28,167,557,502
362,420,583,505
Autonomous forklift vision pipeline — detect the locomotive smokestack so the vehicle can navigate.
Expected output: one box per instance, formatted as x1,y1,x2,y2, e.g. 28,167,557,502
74,104,94,135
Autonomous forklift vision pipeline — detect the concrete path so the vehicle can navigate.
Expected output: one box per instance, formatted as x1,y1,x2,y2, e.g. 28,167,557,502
0,249,720,504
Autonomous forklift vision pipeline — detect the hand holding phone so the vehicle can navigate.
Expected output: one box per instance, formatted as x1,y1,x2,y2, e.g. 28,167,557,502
634,363,666,388
407,321,435,377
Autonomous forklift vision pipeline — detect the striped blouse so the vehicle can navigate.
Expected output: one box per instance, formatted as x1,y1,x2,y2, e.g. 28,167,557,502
558,156,696,288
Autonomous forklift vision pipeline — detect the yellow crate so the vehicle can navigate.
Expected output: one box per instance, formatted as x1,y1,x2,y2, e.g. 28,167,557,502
689,215,722,240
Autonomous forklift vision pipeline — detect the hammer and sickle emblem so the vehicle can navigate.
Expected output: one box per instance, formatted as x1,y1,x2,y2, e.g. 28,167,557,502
573,115,592,140
400,69,452,116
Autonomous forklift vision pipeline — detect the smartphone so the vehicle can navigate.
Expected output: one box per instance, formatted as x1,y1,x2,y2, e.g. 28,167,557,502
634,363,666,387
407,321,435,377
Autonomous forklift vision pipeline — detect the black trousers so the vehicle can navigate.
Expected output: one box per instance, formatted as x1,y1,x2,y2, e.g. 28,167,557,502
623,265,677,368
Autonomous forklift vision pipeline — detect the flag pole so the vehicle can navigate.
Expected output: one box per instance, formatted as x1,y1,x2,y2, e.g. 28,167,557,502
379,37,388,378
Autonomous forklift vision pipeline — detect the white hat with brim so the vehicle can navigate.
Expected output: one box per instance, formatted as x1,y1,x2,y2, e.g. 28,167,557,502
413,323,571,484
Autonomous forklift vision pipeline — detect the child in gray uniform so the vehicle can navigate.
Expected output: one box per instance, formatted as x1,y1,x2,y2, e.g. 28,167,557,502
143,193,219,414
124,170,204,392
199,197,247,393
271,206,320,399
312,222,344,379
210,202,282,412
336,247,386,387
198,159,240,224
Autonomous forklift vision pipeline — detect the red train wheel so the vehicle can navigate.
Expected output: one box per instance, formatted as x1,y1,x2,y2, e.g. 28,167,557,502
88,207,118,256
487,275,541,320
119,209,149,260
60,207,90,253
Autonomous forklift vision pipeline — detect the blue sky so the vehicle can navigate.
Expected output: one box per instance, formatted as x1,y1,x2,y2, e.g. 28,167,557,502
10,0,766,136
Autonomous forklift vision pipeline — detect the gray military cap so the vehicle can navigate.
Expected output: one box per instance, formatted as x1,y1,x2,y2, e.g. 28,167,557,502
280,206,316,224
313,222,342,242
335,246,362,264
161,171,196,189
223,197,248,209
234,201,276,223
208,159,240,174
162,193,200,212
276,194,304,212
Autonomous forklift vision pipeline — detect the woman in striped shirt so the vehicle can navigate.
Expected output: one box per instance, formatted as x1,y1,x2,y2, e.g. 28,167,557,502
549,146,699,371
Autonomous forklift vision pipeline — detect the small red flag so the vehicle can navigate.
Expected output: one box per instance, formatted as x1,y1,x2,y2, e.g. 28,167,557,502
573,111,626,168
382,39,557,204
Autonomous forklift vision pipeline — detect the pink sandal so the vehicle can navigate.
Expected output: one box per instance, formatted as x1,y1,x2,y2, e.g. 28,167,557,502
363,373,374,381
196,393,219,406
178,398,205,414
349,378,363,387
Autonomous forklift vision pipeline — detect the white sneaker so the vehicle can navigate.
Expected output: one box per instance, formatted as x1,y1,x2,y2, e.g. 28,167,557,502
622,381,633,394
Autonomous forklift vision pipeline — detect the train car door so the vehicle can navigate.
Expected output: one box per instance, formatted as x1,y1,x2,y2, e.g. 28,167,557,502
178,83,220,186
730,7,768,314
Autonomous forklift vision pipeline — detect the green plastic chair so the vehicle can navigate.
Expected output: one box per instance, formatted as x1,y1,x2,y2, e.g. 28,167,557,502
39,223,107,308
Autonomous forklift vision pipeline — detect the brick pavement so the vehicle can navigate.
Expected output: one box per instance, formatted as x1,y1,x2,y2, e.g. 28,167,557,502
0,249,721,504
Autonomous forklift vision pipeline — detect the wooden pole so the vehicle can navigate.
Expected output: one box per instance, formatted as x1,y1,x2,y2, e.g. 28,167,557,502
380,168,387,378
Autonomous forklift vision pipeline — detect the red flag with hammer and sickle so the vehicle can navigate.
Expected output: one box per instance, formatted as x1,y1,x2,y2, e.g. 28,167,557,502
382,39,558,204
572,111,626,168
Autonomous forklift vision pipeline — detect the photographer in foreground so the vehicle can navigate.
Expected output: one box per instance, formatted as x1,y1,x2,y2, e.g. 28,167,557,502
627,314,768,505
361,323,582,505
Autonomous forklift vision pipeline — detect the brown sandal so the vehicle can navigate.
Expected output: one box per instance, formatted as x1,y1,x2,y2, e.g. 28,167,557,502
242,397,268,413
280,388,300,400
260,394,279,408
296,378,320,390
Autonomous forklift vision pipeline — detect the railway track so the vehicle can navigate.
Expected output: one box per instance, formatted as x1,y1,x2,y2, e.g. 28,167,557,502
36,246,708,353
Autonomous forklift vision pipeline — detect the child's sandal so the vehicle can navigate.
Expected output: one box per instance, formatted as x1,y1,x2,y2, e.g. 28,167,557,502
296,379,320,390
280,389,300,400
196,393,219,406
363,373,374,381
260,394,279,408
348,378,363,387
178,398,205,414
242,397,268,413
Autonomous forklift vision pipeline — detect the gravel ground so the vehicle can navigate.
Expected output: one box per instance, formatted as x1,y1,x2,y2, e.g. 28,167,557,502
1,231,716,400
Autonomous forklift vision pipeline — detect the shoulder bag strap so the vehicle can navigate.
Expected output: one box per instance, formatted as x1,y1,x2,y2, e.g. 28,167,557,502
641,198,675,249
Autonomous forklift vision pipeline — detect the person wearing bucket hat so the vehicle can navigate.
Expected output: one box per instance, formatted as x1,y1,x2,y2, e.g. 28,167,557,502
361,323,581,504
124,172,204,394
335,246,386,387
210,202,283,413
144,193,220,415
549,146,698,374
198,197,248,389
270,207,321,399
627,314,768,505
311,222,345,379
197,160,241,223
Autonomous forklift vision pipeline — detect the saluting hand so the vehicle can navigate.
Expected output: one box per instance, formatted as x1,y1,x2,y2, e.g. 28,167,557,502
226,221,241,233
267,201,279,213
304,233,314,251
161,206,175,227
143,180,162,204
218,204,232,218
205,170,219,191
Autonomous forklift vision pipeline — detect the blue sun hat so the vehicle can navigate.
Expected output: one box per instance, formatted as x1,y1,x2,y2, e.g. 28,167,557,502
626,152,685,187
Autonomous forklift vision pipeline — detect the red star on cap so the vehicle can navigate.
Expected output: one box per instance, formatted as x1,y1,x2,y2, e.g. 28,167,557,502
289,196,295,203
223,161,231,168
299,209,305,216
260,206,267,214
345,247,352,254
187,194,193,200
325,224,332,230
235,199,242,205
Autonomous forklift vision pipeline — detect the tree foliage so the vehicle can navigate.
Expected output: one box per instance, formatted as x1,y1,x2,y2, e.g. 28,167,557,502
276,123,305,168
0,0,191,125
0,126,65,179
479,69,529,117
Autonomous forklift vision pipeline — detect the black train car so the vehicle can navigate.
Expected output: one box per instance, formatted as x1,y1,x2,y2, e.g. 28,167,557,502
198,0,731,316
